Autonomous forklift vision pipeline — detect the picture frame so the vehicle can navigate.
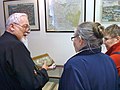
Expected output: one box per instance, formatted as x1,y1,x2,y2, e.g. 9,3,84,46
3,0,40,31
47,65,63,78
32,53,54,68
94,0,120,25
44,0,86,33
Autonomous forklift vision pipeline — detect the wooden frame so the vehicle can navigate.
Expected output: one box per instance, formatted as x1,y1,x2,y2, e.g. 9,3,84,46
94,0,120,25
44,0,86,33
3,0,40,31
47,65,63,79
32,53,54,67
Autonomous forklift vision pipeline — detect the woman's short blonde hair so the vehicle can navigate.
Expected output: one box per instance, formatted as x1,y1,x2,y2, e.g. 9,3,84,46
104,24,120,37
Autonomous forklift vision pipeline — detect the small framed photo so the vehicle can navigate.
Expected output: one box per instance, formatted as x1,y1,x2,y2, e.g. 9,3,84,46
94,0,120,25
3,0,40,31
32,53,54,68
47,65,63,78
44,0,86,33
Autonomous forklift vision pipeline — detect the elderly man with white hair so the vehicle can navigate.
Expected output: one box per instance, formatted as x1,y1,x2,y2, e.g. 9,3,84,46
0,13,50,90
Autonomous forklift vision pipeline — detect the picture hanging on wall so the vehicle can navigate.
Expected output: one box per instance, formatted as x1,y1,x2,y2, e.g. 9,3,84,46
44,0,86,33
94,0,120,24
3,0,40,31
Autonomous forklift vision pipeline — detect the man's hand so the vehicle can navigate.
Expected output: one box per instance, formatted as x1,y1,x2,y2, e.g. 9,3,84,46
42,61,56,70
48,63,56,69
42,61,48,70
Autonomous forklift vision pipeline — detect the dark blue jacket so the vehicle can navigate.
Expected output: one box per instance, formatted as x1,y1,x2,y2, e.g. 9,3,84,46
59,48,118,90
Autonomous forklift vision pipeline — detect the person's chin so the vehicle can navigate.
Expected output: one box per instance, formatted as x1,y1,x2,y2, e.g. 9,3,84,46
75,49,79,53
106,46,110,50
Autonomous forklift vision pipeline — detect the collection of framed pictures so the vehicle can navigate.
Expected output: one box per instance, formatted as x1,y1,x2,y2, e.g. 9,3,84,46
3,0,120,32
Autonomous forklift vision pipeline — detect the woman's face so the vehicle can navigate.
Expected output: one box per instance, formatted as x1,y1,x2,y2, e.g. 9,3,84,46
103,35,119,50
71,35,84,52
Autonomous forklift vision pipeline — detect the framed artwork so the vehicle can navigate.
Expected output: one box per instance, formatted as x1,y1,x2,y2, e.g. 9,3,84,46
44,0,86,33
32,53,54,68
47,65,63,78
3,0,40,31
94,0,120,24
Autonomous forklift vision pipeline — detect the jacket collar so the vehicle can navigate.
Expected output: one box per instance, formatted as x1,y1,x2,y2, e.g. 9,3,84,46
76,48,101,56
106,42,120,55
3,31,18,40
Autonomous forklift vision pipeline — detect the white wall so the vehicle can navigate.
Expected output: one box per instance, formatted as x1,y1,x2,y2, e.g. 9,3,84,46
0,0,107,65
28,0,75,65
0,0,5,35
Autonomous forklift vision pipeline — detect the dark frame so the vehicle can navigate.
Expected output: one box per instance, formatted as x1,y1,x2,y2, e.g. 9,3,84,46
3,0,40,31
44,0,86,33
94,0,120,24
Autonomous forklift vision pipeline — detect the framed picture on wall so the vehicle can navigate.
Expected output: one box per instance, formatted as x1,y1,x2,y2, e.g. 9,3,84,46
44,0,86,33
3,0,40,31
94,0,120,25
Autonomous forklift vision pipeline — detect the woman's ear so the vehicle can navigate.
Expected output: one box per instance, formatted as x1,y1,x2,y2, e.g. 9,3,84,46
116,36,120,41
79,37,84,46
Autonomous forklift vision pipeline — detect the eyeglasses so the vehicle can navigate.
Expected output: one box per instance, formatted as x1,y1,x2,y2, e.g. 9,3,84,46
71,35,79,41
104,36,115,41
14,23,31,31
104,37,112,41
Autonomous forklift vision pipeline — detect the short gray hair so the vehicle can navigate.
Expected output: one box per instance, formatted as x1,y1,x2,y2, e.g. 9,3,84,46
75,22,104,49
6,13,27,29
104,24,120,37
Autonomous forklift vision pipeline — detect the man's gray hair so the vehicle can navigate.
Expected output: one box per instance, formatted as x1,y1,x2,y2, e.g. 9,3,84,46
6,13,27,29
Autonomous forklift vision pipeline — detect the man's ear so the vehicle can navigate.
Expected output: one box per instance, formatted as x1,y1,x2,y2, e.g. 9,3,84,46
9,24,15,32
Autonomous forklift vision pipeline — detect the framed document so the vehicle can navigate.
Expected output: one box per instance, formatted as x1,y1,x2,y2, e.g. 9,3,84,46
3,0,40,31
44,0,86,32
47,65,63,78
32,53,54,67
94,0,120,25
